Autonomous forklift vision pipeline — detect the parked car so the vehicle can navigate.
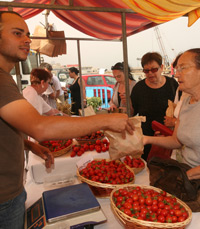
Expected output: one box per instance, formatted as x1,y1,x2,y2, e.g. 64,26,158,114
82,74,116,101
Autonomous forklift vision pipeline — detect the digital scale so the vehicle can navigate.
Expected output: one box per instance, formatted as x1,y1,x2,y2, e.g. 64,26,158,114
25,183,107,229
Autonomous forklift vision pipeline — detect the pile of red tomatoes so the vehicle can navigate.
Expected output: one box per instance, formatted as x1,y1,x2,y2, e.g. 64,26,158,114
123,155,145,169
71,137,109,157
113,186,189,223
79,159,134,184
40,139,72,152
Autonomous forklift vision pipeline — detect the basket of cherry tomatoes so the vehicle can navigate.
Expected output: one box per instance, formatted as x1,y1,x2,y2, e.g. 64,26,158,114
40,139,73,157
110,184,192,229
77,159,135,198
122,155,146,174
75,130,105,145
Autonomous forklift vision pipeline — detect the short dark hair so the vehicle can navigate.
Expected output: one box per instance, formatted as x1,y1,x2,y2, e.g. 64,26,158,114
40,62,53,71
186,48,200,69
141,52,162,67
30,68,51,84
69,67,79,75
111,62,132,80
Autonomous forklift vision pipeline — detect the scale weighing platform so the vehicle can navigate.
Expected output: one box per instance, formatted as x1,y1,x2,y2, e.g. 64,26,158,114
25,183,107,229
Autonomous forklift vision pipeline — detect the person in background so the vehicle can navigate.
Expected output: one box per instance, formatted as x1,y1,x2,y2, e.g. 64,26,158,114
109,62,136,112
23,68,66,116
143,48,200,180
69,67,86,115
0,11,134,229
131,52,178,161
40,62,65,108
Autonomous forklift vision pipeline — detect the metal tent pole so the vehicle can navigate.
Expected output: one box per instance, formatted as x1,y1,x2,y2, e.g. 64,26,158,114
121,12,131,117
77,40,85,116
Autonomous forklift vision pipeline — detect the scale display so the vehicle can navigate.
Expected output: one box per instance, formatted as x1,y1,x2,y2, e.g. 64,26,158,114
26,198,46,229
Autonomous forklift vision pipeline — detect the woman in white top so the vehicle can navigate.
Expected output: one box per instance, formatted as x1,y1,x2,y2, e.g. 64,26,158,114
23,68,64,116
109,62,136,112
143,48,200,180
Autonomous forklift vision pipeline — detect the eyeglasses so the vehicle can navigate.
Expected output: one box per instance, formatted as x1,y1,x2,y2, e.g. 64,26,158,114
143,67,159,74
174,65,196,74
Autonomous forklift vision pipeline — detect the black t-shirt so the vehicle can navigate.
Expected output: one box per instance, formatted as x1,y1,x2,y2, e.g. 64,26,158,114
131,76,178,136
69,77,81,115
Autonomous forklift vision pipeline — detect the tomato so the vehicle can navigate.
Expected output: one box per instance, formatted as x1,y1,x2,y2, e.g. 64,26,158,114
96,139,101,145
132,194,139,202
173,204,180,210
164,205,171,211
157,215,165,223
89,144,95,151
174,210,183,217
133,205,141,212
157,196,164,202
152,199,158,205
83,143,89,151
70,151,76,157
139,212,146,219
160,209,168,217
95,145,102,153
123,202,132,209
145,197,153,206
117,196,123,202
182,211,188,218
178,216,186,222
161,190,167,197
124,208,132,216
102,138,109,144
126,198,133,204
172,215,178,223
158,201,165,209
169,209,175,215
151,204,158,212
141,208,148,214
166,215,172,223
133,201,140,207
139,197,145,205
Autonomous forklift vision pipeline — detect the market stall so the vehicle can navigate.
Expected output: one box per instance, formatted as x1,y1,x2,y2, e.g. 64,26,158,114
25,149,200,229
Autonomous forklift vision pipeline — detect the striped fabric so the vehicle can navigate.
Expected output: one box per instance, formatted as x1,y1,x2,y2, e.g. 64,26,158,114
122,0,200,26
0,0,155,40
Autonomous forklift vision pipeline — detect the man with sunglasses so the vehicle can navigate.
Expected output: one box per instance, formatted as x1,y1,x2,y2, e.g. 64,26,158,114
131,52,178,161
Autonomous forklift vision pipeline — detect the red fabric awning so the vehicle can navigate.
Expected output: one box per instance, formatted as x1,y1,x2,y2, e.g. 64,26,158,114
0,0,156,40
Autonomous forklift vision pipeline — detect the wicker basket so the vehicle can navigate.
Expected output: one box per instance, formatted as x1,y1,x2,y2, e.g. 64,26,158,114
110,184,192,229
130,158,146,175
52,143,72,157
121,157,146,175
77,159,135,198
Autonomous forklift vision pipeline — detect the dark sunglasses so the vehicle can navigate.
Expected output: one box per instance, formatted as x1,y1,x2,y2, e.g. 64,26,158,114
143,67,159,74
